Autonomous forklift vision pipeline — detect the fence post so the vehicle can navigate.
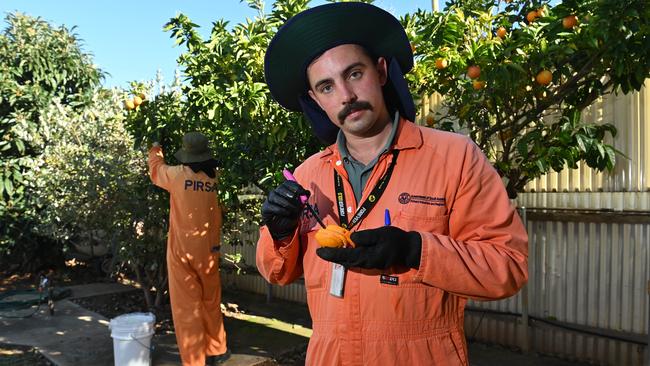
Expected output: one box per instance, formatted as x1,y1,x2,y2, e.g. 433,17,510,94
522,285,530,353
520,206,530,354
266,283,273,303
646,280,649,366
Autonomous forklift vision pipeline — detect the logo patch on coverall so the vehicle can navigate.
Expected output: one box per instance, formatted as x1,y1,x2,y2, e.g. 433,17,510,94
380,274,399,286
398,192,445,206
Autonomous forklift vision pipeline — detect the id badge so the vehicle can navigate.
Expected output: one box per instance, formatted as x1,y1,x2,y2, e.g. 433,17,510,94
329,263,346,297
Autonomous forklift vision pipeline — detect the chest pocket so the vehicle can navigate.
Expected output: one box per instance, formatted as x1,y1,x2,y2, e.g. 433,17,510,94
382,205,449,286
395,204,450,235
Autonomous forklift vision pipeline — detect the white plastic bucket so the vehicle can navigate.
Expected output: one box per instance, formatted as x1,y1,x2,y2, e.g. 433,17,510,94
109,312,155,366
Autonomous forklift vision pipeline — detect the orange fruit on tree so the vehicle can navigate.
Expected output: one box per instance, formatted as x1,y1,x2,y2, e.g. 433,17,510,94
536,70,553,86
133,95,143,107
467,65,481,79
425,112,435,127
496,27,507,39
124,99,135,110
526,10,539,23
138,92,146,100
435,58,448,70
562,15,578,29
472,80,485,90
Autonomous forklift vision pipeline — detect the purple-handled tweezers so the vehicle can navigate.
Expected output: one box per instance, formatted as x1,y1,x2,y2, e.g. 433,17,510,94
282,169,326,229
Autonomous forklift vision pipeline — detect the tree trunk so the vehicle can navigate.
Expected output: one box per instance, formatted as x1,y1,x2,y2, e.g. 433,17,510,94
154,273,168,308
133,264,154,309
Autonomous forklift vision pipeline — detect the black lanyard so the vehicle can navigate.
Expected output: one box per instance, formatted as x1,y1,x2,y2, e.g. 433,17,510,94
334,150,399,230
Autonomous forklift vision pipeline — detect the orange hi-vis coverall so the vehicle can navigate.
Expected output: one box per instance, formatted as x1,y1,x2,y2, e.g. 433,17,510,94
256,119,528,366
148,146,227,366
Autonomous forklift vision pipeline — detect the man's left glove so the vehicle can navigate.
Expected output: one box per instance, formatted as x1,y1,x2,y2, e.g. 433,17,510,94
261,180,310,241
316,226,422,269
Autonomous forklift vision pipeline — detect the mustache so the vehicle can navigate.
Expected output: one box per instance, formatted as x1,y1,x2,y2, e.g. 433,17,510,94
338,101,373,123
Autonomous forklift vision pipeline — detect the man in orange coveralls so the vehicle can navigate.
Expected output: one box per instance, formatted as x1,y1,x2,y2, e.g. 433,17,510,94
257,3,528,365
149,132,230,366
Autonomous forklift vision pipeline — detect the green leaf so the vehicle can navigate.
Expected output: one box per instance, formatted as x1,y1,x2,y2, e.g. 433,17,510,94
4,178,13,196
14,138,25,154
576,135,586,152
596,144,605,159
12,170,23,184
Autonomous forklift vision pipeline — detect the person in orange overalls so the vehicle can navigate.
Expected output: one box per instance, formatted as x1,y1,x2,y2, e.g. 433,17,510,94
257,3,528,365
148,132,230,366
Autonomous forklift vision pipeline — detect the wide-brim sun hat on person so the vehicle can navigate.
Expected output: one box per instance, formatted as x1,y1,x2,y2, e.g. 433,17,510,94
264,2,416,145
174,131,215,163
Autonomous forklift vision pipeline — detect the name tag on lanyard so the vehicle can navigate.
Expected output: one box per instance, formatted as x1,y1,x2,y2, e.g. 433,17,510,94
329,263,346,297
329,150,399,298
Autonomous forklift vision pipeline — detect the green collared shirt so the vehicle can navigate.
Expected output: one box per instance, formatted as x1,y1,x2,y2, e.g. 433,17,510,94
336,111,400,204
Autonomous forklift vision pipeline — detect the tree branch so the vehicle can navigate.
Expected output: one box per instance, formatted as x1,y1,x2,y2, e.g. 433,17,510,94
512,49,607,125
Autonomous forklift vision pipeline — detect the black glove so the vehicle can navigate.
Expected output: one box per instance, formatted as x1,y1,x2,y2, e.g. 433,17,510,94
316,226,422,269
261,180,310,240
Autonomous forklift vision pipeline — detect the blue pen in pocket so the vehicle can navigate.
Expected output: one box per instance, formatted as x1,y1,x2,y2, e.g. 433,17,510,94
384,208,391,226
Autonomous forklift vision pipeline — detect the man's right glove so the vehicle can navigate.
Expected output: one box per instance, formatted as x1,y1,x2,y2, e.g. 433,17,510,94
261,180,310,240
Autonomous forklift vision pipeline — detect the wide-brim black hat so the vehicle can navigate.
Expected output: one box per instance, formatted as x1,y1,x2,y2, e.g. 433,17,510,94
264,2,414,113
174,131,215,163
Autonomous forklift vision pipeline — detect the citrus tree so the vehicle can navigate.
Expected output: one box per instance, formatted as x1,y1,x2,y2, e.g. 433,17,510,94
122,72,188,153
0,12,103,267
403,0,650,197
119,77,189,308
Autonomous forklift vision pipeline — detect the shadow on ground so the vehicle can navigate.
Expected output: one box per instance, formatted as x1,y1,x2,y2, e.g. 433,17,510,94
152,289,310,365
225,316,309,357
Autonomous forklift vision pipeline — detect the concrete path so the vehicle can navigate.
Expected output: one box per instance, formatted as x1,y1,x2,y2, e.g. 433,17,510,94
0,296,115,365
